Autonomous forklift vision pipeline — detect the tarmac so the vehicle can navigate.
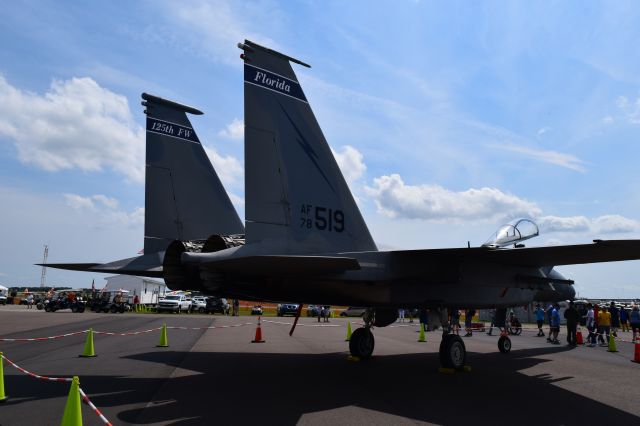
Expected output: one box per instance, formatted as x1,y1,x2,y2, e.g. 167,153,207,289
0,304,639,425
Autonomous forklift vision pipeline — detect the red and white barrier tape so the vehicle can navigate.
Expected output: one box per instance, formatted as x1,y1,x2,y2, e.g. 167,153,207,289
0,330,88,342
79,387,113,426
93,327,161,336
166,322,254,330
1,353,72,382
261,319,340,327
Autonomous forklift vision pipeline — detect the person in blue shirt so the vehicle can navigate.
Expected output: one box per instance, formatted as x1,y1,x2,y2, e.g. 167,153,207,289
550,303,561,344
534,304,545,337
546,304,554,342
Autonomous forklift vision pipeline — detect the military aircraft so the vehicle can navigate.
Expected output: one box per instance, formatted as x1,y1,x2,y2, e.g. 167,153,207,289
44,40,640,369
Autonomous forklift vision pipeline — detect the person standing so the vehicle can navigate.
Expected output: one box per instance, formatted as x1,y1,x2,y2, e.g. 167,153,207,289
464,309,476,337
564,302,579,346
535,304,545,337
398,308,405,323
586,304,597,347
609,302,620,338
620,305,629,333
629,305,640,342
487,309,496,336
233,299,239,316
546,304,554,342
26,292,34,309
597,306,611,346
550,303,561,344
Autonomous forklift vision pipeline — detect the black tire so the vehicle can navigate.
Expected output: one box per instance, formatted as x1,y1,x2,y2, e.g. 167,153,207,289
198,307,205,313
349,328,375,359
439,334,467,370
78,305,85,313
118,305,125,313
44,304,51,312
498,335,512,353
71,305,78,313
110,305,118,313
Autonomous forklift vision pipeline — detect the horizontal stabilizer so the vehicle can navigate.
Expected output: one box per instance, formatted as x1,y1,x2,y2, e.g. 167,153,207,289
39,252,164,278
200,255,361,276
393,239,640,267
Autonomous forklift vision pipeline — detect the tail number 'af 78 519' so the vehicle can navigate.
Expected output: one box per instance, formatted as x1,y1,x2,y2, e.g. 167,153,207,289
299,204,344,232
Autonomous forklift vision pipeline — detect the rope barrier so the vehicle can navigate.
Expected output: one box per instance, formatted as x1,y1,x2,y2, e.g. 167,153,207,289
79,387,113,425
0,330,87,342
93,327,161,336
1,353,72,382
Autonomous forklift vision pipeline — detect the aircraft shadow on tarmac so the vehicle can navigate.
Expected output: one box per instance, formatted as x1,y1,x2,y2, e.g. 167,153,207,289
105,346,635,426
4,346,636,425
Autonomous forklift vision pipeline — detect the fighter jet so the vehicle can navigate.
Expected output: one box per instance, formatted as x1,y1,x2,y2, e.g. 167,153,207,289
46,40,640,370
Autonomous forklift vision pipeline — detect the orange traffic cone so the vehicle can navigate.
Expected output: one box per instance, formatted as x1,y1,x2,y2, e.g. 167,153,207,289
632,337,640,364
252,317,265,343
576,327,584,345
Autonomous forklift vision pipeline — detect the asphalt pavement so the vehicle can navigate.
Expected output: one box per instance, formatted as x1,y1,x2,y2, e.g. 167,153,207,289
0,305,638,425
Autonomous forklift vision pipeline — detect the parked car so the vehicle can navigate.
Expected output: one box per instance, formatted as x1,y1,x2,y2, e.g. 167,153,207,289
191,296,208,313
251,305,263,315
340,307,367,317
157,294,192,313
306,305,321,317
205,297,230,315
276,303,299,316
0,294,6,305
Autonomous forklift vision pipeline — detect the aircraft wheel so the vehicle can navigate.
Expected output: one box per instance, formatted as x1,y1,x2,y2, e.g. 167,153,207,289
498,335,512,353
349,328,375,359
439,334,466,369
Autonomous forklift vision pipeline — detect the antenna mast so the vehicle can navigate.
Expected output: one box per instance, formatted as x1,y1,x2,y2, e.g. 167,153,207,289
40,245,49,288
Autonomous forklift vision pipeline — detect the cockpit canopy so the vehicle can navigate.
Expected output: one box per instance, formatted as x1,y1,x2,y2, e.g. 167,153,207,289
482,218,539,248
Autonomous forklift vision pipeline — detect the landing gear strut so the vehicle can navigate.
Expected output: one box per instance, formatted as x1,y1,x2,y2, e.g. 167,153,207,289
349,308,375,359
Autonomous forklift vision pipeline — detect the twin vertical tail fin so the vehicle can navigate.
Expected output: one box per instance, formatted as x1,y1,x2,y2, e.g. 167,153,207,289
240,40,377,254
142,93,244,254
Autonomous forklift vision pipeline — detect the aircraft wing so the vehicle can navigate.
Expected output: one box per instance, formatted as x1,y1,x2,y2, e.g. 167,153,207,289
39,253,164,278
392,239,640,267
198,255,361,276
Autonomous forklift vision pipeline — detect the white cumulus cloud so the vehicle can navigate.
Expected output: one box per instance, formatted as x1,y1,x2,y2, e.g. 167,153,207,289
331,145,367,185
538,214,639,235
202,145,243,188
63,193,143,227
0,76,145,182
366,173,541,221
217,118,244,140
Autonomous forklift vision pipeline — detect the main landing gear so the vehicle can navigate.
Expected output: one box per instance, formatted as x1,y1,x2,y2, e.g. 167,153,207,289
439,334,466,369
349,309,375,359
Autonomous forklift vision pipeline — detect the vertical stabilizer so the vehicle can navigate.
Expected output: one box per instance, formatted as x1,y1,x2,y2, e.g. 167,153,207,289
240,41,377,254
142,93,244,254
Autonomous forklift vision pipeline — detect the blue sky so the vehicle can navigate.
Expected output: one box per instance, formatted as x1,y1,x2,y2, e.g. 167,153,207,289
1,0,639,297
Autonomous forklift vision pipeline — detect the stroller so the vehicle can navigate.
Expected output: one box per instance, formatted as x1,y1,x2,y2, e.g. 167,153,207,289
507,312,523,335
